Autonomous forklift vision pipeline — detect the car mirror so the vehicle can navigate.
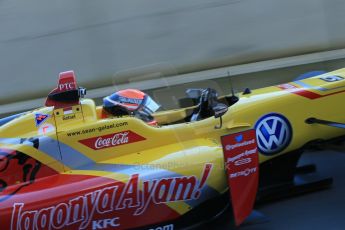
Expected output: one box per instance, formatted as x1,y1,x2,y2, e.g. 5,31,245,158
213,103,228,118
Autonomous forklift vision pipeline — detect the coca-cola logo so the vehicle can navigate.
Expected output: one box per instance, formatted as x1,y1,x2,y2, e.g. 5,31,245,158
95,132,129,149
79,130,146,150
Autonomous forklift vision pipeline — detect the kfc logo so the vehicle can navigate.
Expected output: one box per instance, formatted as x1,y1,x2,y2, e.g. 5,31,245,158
92,218,120,229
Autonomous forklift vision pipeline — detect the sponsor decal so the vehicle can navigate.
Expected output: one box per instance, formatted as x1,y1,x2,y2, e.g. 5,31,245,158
277,83,298,90
92,217,120,230
149,224,174,230
34,113,50,127
221,130,259,226
229,167,257,178
225,140,255,151
66,122,129,137
255,113,292,156
58,106,79,120
226,148,256,163
10,164,212,230
58,82,76,91
235,134,243,143
63,114,76,121
38,123,55,135
234,158,252,166
279,80,345,100
79,130,146,150
118,96,143,105
63,106,74,115
320,75,344,82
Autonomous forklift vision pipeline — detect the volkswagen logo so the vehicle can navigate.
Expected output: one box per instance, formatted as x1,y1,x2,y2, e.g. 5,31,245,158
255,113,292,156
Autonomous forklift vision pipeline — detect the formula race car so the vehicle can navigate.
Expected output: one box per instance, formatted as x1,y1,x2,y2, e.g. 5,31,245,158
1,69,345,230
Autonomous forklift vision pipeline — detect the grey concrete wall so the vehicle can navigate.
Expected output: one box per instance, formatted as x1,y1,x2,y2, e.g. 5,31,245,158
1,0,345,105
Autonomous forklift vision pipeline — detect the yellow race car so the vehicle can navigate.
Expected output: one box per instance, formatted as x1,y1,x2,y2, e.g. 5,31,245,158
1,69,345,230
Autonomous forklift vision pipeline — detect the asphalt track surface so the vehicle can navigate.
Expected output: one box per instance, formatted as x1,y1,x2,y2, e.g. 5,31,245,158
201,150,345,230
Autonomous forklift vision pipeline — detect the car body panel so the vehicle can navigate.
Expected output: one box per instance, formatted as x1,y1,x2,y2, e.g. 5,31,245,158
1,68,345,229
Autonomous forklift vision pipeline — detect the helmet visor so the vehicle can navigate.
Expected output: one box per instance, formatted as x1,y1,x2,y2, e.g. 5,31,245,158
142,95,160,115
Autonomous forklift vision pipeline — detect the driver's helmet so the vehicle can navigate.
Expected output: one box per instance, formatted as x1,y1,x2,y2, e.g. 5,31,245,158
103,89,160,125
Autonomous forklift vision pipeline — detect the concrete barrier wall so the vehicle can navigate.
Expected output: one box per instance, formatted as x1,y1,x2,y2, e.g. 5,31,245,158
1,0,345,104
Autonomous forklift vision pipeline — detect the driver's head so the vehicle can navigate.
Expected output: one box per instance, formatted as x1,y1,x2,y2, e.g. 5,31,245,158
103,89,160,124
103,89,146,116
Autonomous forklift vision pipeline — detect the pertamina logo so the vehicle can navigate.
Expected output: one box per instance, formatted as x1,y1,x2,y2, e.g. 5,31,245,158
255,113,292,156
79,130,146,150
